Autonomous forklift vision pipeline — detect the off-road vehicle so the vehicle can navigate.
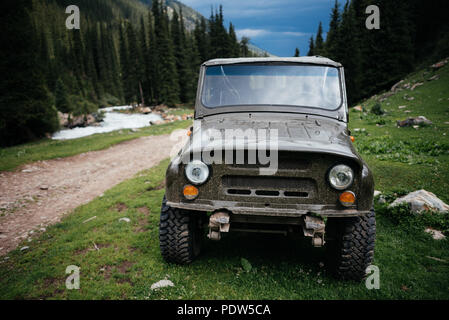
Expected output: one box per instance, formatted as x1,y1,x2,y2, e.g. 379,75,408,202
159,57,375,280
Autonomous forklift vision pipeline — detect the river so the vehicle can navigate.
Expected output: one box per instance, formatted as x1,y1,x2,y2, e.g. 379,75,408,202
52,106,163,140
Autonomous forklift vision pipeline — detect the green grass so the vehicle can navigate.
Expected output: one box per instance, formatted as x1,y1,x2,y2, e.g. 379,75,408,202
1,62,448,300
350,62,449,203
166,107,194,116
0,120,191,172
0,160,447,299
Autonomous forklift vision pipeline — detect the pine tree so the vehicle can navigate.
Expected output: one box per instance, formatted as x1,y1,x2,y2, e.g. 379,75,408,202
314,22,324,55
152,0,179,106
240,37,250,57
228,23,240,57
139,16,149,105
146,10,157,103
194,17,209,62
119,21,132,104
0,0,59,146
307,37,315,56
294,48,300,57
186,34,201,101
325,0,341,60
171,9,189,103
126,22,141,105
338,1,362,104
55,78,71,113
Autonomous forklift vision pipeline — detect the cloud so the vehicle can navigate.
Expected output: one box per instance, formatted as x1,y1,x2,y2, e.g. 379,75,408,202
181,0,327,18
235,28,270,38
236,29,310,39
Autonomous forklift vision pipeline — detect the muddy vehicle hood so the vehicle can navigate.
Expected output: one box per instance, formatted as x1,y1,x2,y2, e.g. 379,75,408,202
184,113,362,165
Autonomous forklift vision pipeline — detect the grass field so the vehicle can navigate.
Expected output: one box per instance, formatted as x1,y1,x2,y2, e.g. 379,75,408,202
0,63,448,299
0,160,447,299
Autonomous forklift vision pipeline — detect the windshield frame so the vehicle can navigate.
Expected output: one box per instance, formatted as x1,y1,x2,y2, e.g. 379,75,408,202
195,62,347,121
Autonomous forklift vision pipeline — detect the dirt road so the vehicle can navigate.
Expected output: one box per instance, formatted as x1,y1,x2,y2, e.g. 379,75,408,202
0,134,178,255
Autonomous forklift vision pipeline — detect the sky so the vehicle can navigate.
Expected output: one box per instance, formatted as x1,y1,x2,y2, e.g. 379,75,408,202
180,0,336,57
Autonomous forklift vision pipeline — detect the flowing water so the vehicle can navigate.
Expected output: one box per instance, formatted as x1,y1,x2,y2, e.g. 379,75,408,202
52,106,163,140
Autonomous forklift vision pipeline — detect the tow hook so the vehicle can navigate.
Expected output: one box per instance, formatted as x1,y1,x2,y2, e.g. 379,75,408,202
208,211,230,241
303,215,325,247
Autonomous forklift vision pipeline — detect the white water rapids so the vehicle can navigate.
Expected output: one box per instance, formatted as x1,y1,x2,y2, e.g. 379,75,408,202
52,106,163,140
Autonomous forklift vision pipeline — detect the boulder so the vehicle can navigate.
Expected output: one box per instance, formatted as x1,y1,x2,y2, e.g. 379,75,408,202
391,80,404,92
153,104,169,112
150,279,174,290
57,112,70,127
397,116,432,127
430,59,447,70
411,82,424,91
425,228,446,240
390,190,449,213
141,107,152,114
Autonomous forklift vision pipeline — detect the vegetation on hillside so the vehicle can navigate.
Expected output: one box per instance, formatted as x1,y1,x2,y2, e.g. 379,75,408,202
307,0,449,105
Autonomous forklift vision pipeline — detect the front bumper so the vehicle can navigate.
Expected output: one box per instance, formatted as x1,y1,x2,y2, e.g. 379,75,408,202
167,200,369,217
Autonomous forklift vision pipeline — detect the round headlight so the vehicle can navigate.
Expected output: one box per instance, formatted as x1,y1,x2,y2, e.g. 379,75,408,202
328,164,354,190
185,160,209,185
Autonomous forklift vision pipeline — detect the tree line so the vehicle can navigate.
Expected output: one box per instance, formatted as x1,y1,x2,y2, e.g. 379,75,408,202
305,0,449,105
0,0,257,147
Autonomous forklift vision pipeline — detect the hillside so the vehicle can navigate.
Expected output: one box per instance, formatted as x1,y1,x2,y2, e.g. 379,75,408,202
138,0,203,30
349,58,449,203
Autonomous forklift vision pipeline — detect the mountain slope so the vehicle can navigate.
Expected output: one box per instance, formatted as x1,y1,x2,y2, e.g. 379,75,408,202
349,58,449,203
137,0,271,55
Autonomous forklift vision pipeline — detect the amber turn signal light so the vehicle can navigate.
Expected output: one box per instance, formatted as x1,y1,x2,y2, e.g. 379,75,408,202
339,191,356,207
183,185,199,200
350,136,355,142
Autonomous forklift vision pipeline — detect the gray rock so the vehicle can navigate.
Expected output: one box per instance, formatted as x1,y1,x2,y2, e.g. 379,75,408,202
397,116,432,127
390,190,449,213
425,228,446,240
150,279,174,290
428,74,440,81
411,82,424,91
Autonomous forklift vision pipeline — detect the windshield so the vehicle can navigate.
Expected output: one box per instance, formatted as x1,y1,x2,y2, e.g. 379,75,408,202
201,64,342,110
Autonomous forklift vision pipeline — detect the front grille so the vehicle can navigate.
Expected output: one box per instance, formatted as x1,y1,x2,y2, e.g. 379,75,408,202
222,175,316,198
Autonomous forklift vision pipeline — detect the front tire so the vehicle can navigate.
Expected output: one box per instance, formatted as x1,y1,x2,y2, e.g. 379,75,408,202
159,195,203,264
325,208,376,281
